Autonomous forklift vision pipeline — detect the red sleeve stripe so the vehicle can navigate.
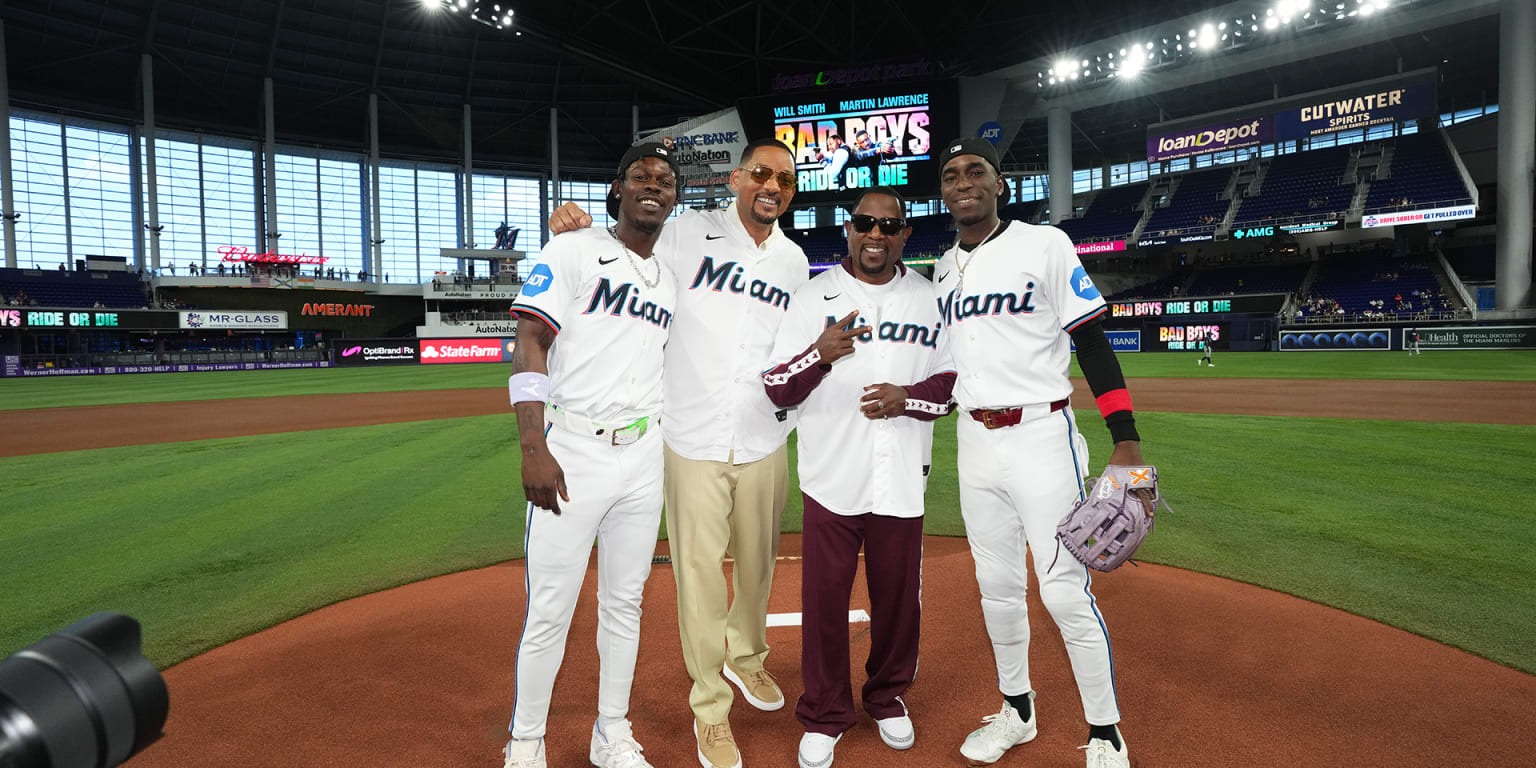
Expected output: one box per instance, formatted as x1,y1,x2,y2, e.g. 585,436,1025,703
1064,305,1108,332
1095,388,1133,418
510,304,560,334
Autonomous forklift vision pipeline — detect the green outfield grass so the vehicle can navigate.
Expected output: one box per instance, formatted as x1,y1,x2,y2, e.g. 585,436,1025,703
2,350,1532,411
4,407,1534,673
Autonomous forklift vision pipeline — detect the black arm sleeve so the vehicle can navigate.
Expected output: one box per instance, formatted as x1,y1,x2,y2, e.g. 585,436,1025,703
1069,318,1141,443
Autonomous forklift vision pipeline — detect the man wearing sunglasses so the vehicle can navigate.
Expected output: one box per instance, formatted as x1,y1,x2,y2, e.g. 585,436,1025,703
548,138,808,768
932,138,1146,768
762,187,954,768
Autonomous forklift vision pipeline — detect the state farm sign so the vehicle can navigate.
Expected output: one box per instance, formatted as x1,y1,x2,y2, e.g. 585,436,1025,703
419,339,503,365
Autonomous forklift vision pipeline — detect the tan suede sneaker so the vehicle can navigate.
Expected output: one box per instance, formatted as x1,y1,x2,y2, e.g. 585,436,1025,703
723,664,784,711
693,719,743,768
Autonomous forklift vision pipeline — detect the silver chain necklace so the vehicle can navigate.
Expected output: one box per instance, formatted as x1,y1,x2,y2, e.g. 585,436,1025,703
954,218,1002,296
607,225,661,289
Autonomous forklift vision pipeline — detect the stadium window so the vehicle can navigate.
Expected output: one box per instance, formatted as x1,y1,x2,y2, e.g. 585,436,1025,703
471,172,544,280
274,153,321,261
1168,158,1190,173
1129,161,1149,184
377,164,419,281
1365,123,1397,142
200,141,259,265
373,164,461,283
1334,128,1365,146
792,210,818,230
318,157,364,276
1072,168,1096,194
415,167,460,279
1194,154,1213,168
64,124,134,264
141,135,204,267
9,113,68,268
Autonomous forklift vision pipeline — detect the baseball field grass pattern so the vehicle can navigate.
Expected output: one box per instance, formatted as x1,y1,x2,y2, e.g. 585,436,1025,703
2,353,1534,674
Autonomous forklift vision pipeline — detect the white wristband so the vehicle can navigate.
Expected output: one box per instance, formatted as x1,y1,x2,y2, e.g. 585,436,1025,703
508,372,550,406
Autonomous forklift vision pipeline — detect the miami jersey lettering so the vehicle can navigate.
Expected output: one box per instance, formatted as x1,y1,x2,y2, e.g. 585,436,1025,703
823,314,940,348
585,278,675,329
690,256,793,310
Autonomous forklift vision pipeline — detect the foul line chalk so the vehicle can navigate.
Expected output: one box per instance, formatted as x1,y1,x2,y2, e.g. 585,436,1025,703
767,609,870,628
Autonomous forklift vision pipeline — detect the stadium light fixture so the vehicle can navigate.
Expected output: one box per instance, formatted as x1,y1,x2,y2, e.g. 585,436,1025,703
434,0,516,31
1120,52,1145,77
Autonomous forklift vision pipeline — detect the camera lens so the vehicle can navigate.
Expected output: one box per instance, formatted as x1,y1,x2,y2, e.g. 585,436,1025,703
0,613,168,768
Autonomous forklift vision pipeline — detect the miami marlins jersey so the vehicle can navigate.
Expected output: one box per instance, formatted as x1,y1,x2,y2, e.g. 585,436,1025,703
510,227,677,423
764,265,952,518
657,207,809,464
933,222,1106,410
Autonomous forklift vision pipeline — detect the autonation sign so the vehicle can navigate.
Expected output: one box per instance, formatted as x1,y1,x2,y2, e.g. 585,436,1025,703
1148,117,1272,163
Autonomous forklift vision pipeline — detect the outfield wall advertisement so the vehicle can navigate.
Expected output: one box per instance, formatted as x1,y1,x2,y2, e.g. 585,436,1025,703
1410,326,1536,350
1279,329,1391,350
1,359,330,377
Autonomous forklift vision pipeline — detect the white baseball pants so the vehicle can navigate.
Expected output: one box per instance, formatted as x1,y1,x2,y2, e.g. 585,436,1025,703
956,406,1121,726
509,422,664,740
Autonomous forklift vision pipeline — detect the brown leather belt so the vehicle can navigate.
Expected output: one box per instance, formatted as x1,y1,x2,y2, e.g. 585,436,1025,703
969,398,1069,429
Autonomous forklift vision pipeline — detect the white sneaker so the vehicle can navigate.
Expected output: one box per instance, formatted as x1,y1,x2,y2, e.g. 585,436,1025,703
875,697,914,750
590,719,653,768
876,714,914,750
959,696,1037,766
1080,730,1130,768
502,737,546,768
797,732,841,768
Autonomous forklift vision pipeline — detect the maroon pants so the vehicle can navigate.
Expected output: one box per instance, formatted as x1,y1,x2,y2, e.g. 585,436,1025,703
795,493,924,736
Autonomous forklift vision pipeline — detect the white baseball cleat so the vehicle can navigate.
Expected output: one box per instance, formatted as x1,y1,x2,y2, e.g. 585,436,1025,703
1080,729,1130,768
502,737,546,768
959,696,1037,765
590,719,653,768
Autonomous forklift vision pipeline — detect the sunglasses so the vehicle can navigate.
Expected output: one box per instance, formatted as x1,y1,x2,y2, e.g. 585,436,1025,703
849,214,907,235
738,164,798,190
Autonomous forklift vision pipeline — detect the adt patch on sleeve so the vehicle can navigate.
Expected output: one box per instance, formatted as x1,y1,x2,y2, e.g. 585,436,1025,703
1070,266,1101,301
523,263,555,297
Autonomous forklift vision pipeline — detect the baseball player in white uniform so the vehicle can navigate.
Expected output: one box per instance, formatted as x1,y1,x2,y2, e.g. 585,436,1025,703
931,139,1149,768
548,137,810,768
761,188,955,768
501,143,682,768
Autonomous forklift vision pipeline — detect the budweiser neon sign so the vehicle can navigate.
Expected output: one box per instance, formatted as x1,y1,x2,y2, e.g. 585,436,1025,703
217,245,329,265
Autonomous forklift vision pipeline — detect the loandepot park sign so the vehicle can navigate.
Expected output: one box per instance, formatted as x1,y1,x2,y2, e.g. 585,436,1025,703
1148,69,1437,163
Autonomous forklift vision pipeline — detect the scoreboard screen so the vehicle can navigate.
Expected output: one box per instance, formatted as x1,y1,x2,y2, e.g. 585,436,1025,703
1109,293,1286,318
1154,322,1227,351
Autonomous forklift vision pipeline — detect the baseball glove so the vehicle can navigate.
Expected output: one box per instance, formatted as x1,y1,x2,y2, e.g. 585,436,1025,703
1056,465,1169,573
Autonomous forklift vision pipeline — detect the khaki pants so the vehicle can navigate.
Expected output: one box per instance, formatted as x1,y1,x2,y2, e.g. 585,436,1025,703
664,442,788,723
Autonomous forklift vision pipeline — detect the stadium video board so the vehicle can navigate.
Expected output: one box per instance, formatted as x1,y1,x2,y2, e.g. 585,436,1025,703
1109,293,1287,318
738,79,961,204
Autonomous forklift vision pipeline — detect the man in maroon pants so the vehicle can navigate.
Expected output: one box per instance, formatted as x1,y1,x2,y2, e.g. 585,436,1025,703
761,188,955,768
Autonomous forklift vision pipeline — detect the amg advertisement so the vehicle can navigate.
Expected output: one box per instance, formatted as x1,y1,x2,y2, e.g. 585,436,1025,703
739,79,960,203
